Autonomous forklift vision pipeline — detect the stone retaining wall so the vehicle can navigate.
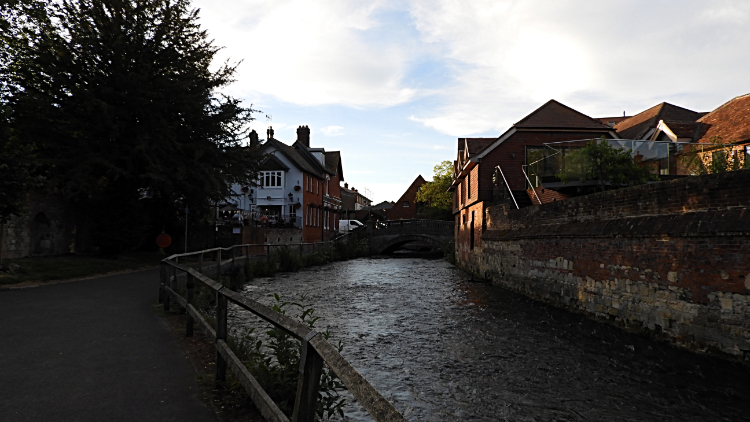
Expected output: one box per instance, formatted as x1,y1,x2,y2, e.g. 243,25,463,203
462,170,750,361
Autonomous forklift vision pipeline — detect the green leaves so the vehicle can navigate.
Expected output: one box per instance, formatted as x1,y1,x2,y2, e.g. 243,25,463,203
4,0,263,253
416,160,453,219
557,137,657,191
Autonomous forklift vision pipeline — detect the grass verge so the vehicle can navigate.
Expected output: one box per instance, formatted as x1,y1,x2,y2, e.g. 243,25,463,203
0,252,164,286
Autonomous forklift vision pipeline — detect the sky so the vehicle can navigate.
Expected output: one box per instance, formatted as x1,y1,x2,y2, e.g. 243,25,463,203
191,0,750,203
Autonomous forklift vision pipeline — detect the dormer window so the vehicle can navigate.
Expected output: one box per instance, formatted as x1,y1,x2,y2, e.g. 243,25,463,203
260,171,283,188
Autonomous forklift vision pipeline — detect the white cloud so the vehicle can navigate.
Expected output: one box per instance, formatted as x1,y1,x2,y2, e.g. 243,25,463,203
319,125,344,136
407,0,750,136
193,0,416,107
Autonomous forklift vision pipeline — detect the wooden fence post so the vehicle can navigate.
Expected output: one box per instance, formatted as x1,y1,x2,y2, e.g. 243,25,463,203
292,332,324,422
186,273,194,337
158,262,165,303
232,246,236,266
216,249,222,281
163,263,171,312
216,292,228,383
266,245,270,262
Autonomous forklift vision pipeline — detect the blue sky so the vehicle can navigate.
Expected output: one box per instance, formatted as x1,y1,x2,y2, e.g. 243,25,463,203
192,0,750,203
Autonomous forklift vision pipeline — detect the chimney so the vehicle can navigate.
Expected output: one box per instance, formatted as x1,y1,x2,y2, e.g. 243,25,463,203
344,183,348,189
249,129,259,146
296,125,310,148
267,126,274,140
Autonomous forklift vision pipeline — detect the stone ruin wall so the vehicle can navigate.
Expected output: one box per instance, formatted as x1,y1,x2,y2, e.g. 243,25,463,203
462,169,750,361
2,193,74,259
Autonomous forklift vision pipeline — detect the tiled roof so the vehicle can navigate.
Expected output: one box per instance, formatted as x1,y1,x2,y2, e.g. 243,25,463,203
614,103,705,139
262,138,325,178
695,93,750,144
324,151,342,179
514,100,611,130
465,138,494,156
596,116,631,127
661,120,699,138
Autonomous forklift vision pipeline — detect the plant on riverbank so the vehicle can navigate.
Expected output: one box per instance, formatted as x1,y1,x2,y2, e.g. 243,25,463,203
228,294,347,420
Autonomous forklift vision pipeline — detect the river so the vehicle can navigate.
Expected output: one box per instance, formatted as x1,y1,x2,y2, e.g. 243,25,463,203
229,257,750,421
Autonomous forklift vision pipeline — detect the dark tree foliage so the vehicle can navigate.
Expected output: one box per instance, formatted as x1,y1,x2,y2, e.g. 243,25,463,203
6,0,262,255
0,0,48,224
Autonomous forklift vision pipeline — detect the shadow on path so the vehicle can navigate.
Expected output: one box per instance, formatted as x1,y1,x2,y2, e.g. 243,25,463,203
0,268,217,422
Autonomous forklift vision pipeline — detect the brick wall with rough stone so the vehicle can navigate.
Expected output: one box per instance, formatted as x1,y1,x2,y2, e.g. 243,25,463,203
2,193,74,259
461,169,750,360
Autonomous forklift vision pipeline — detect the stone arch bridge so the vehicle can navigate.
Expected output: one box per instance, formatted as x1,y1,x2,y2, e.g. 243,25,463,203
355,219,454,255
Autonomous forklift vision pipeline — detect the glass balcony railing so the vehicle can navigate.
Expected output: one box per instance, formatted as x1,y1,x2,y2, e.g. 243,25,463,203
525,139,750,189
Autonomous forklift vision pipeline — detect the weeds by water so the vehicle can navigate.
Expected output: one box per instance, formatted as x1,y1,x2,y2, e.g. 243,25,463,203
228,294,347,420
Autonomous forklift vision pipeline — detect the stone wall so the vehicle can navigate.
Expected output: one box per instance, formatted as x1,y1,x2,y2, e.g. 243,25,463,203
462,169,750,361
242,226,304,246
2,193,74,259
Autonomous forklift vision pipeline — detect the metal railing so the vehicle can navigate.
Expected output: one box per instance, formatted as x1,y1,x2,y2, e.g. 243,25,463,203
159,243,405,422
369,219,454,235
495,165,520,209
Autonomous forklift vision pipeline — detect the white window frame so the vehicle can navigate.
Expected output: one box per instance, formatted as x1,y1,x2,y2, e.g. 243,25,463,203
260,171,284,188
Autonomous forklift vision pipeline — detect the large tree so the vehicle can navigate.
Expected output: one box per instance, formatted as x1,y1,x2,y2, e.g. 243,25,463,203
7,0,261,254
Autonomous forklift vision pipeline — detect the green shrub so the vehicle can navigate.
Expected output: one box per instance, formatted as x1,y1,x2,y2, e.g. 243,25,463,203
228,294,347,419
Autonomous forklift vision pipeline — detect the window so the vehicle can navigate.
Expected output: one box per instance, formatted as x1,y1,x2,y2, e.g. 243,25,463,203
403,200,409,207
468,171,471,199
289,206,296,223
260,171,283,188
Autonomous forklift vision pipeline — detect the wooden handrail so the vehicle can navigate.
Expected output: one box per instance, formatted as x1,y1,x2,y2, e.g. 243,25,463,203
159,254,406,422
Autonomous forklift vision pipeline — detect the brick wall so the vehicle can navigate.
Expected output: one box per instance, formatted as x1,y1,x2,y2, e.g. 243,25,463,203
387,176,426,220
460,169,750,360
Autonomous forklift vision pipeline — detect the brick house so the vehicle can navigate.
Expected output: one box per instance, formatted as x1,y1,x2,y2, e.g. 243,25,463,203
340,183,372,220
232,126,344,243
386,175,426,220
449,100,615,270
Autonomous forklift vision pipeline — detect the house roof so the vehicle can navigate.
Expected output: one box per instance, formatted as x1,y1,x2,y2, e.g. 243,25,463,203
323,151,343,181
514,100,611,130
694,93,750,144
614,102,705,139
293,142,334,177
390,175,426,208
661,120,699,138
597,116,631,127
261,137,325,178
466,138,494,156
259,154,290,171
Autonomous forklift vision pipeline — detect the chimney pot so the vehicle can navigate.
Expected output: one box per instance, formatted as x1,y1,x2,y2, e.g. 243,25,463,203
249,129,259,146
267,126,274,139
297,125,311,148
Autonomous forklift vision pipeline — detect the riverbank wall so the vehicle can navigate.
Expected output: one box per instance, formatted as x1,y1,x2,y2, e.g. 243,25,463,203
460,169,750,360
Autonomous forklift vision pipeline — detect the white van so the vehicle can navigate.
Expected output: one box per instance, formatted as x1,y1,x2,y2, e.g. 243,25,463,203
339,219,365,233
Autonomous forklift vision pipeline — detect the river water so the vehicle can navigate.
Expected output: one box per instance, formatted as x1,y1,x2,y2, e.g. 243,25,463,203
230,257,750,421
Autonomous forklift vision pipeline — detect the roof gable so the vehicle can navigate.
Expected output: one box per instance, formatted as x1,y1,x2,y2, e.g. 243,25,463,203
614,102,705,139
695,93,750,144
514,100,610,130
259,154,290,171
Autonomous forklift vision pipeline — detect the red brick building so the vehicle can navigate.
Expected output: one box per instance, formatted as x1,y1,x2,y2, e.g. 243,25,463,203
449,100,615,267
386,175,426,220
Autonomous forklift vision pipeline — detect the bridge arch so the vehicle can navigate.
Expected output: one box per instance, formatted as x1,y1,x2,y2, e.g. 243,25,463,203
370,233,451,255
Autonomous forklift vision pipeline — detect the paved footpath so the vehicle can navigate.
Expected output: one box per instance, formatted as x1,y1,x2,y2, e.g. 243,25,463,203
0,269,217,422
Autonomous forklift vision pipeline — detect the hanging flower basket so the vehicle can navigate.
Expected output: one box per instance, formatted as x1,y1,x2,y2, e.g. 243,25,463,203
294,185,301,191
294,202,301,209
240,186,249,193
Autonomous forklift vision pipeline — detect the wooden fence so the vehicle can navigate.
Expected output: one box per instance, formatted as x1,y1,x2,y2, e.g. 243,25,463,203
159,243,405,422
